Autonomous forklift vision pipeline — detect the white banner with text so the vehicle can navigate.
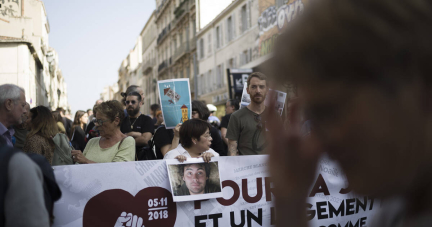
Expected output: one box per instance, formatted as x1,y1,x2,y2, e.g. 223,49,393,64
52,155,379,227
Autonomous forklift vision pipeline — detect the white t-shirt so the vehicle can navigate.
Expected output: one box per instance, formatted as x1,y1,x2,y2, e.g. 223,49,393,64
163,144,219,160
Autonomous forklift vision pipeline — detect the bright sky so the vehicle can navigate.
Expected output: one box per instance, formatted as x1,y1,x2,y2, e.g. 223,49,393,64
43,0,231,115
44,0,155,114
200,0,233,28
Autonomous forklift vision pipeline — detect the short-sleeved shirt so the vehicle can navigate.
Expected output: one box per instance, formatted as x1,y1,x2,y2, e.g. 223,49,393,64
120,117,132,134
225,107,267,155
164,144,220,160
128,115,154,155
153,125,174,159
83,136,135,163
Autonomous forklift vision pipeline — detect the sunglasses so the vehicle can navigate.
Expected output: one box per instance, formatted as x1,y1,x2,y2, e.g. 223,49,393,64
254,114,263,129
125,100,138,105
92,119,110,126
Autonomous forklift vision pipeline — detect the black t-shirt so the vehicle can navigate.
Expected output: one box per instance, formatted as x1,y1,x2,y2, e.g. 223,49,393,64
128,115,154,156
220,113,232,152
120,117,132,134
220,114,231,129
153,125,174,159
210,126,226,156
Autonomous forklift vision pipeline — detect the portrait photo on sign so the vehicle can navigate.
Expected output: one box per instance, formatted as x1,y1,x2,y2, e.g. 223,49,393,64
166,158,223,202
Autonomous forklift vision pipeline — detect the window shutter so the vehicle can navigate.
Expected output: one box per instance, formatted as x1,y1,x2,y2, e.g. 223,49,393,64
225,19,229,43
238,9,243,34
197,39,201,59
246,2,251,29
232,13,236,39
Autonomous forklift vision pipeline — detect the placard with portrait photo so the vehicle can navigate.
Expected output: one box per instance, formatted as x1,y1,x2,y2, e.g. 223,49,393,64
165,158,223,202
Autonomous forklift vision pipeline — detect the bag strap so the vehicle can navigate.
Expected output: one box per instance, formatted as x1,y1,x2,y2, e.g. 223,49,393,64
117,136,127,150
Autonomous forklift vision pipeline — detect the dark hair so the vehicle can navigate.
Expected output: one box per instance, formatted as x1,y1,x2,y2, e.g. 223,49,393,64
246,72,267,88
94,100,125,127
28,106,58,139
272,0,432,91
192,100,210,121
51,111,63,123
70,110,86,138
86,109,92,113
127,91,142,103
55,107,65,115
180,118,211,148
121,85,142,104
178,163,211,178
150,104,160,113
228,99,240,110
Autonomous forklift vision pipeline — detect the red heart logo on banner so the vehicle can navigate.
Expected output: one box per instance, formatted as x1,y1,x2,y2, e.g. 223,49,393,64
83,187,177,227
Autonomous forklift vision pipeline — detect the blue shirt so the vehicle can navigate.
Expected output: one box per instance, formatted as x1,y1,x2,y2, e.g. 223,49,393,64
0,122,15,147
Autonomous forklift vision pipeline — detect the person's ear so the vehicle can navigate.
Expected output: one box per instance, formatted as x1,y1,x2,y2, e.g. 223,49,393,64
114,117,120,126
4,99,13,111
192,138,197,145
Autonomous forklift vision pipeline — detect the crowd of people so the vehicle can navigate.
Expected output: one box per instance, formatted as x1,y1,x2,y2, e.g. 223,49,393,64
4,0,432,226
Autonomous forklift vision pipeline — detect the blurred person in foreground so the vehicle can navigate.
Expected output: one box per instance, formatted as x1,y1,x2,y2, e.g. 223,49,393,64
192,100,226,156
23,106,58,164
0,137,51,226
220,99,239,149
69,110,88,151
226,72,268,156
13,102,30,149
164,119,218,162
267,0,432,226
0,84,27,147
71,100,135,164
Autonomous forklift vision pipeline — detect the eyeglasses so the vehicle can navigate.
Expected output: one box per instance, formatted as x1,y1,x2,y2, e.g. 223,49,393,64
125,100,137,105
92,118,110,126
202,132,211,139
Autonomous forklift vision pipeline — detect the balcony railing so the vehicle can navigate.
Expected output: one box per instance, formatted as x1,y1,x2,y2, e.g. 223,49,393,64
174,0,189,19
157,23,171,45
174,42,190,62
189,37,197,51
142,59,156,74
158,60,167,73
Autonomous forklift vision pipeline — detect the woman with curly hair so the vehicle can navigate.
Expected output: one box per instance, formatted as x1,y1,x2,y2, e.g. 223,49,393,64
71,100,135,164
23,106,58,164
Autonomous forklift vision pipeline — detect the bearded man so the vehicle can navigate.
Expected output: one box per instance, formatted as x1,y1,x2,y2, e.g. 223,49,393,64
124,92,153,159
226,72,268,155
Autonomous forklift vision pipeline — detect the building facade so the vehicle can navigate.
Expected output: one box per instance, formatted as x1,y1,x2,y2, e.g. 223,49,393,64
0,0,69,111
196,0,305,117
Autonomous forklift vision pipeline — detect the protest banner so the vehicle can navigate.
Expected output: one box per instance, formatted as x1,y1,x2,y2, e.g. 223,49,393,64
52,155,379,227
157,79,192,129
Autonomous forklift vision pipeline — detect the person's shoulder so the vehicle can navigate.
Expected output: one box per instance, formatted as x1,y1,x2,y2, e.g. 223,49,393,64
231,108,248,117
87,137,100,145
123,136,135,144
206,148,220,157
163,146,182,159
140,114,153,122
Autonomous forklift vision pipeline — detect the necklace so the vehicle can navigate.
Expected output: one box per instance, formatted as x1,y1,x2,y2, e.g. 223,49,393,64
130,113,142,129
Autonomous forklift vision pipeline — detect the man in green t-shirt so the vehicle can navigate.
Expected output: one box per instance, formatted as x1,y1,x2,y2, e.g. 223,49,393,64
226,72,268,156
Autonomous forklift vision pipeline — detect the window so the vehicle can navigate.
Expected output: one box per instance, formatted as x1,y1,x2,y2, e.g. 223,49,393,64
227,16,233,41
216,26,221,49
208,34,212,53
241,5,248,33
216,64,224,88
199,38,204,59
